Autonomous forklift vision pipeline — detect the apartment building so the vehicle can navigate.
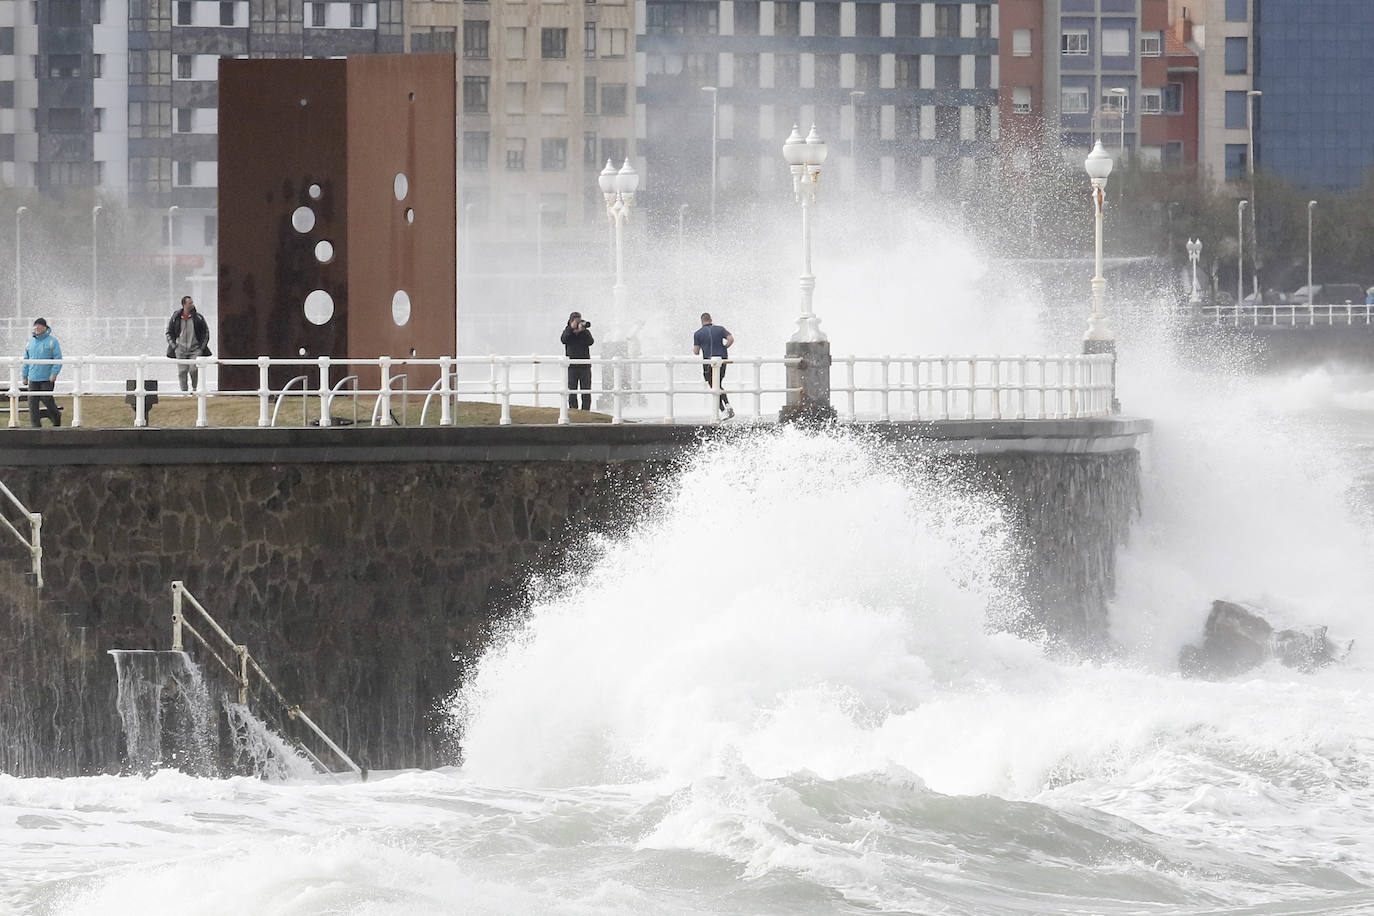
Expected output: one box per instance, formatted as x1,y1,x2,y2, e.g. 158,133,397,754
637,0,1001,219
448,0,637,244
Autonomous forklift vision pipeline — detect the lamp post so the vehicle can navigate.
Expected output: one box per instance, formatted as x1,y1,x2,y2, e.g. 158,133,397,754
780,124,834,422
91,204,103,318
1187,238,1202,305
1237,199,1248,321
1110,87,1128,156
1307,200,1317,307
701,86,718,231
1083,140,1114,350
849,89,865,189
1246,88,1262,297
14,206,27,319
598,157,638,314
166,204,179,309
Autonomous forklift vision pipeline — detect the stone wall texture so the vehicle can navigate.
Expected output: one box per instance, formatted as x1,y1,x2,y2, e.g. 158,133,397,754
0,422,1145,776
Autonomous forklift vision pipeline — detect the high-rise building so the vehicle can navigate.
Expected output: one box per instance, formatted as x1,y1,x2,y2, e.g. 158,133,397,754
637,0,1002,222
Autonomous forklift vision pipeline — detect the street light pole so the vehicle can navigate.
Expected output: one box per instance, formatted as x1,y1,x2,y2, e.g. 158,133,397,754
166,204,179,310
598,157,638,315
1307,200,1317,307
1237,199,1248,323
1247,88,1262,297
701,86,718,232
1110,87,1127,156
780,123,834,422
1187,238,1202,305
91,204,103,318
14,206,27,319
1083,140,1115,350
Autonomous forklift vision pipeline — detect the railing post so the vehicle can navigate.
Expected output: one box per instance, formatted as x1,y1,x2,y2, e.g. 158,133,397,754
379,356,393,426
6,362,17,428
29,511,41,589
498,358,511,425
611,357,624,424
70,359,83,428
991,358,1002,420
257,357,271,426
194,356,209,427
439,356,453,426
134,356,148,427
317,356,332,428
664,357,676,424
172,580,184,651
557,357,570,425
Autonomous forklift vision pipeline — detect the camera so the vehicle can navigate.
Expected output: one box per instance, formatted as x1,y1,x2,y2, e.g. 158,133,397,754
581,320,591,328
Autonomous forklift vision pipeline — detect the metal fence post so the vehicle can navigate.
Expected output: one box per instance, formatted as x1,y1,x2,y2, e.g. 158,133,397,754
257,357,271,427
171,580,184,651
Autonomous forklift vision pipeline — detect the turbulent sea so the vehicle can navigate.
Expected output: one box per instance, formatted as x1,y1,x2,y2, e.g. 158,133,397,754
8,336,1374,914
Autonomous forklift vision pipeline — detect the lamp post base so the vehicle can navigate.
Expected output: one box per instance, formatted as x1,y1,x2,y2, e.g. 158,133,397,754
778,339,837,424
1081,336,1120,414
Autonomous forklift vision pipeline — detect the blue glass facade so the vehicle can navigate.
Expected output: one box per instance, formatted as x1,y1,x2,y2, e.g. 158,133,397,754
1256,0,1374,189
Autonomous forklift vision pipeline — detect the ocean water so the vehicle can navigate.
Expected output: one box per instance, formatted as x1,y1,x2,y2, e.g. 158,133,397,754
8,275,1374,913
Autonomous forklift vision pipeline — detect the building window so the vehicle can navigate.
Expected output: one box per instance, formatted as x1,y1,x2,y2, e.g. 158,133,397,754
974,55,990,89
506,82,525,114
541,137,567,170
895,54,918,89
1162,82,1183,114
412,27,457,51
934,4,959,39
815,2,839,35
1225,90,1247,128
855,3,879,36
1225,0,1247,22
92,108,104,130
506,26,524,58
1224,143,1247,181
312,2,325,26
1140,32,1162,56
1102,92,1128,114
506,137,525,170
975,4,991,39
896,105,919,139
1061,86,1089,113
350,3,363,27
49,54,81,78
685,4,718,34
176,1,191,24
974,105,992,140
540,82,568,114
1013,86,1031,114
583,131,597,166
1162,141,1183,168
600,28,626,57
92,54,103,78
0,27,12,54
584,21,595,57
584,76,597,113
464,21,489,59
1013,29,1031,56
177,54,192,78
219,1,234,26
52,0,81,25
177,160,193,185
934,105,959,140
854,54,878,89
735,0,759,34
776,1,800,36
1140,89,1162,114
48,107,83,131
734,53,758,87
0,82,13,107
1102,29,1130,57
542,27,567,58
600,84,627,116
1061,30,1089,56
934,55,959,90
463,131,489,169
1225,37,1247,73
176,107,192,132
817,53,839,86
463,76,488,113
600,137,627,167
895,4,918,36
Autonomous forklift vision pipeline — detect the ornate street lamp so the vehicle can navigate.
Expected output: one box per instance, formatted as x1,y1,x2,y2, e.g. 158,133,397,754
1186,238,1202,305
598,157,638,314
1083,140,1114,351
92,204,103,317
1237,199,1248,323
780,124,835,422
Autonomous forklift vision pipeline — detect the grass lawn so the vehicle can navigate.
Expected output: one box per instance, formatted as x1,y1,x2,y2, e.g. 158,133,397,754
1,394,612,428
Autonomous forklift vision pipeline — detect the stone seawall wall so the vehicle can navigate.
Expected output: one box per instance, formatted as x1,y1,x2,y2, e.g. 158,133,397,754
0,421,1147,776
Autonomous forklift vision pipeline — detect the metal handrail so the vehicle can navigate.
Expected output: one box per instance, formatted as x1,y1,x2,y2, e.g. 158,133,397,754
170,580,360,775
0,478,41,588
269,375,311,427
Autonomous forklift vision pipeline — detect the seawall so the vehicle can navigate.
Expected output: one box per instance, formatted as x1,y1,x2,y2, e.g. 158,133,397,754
0,419,1149,776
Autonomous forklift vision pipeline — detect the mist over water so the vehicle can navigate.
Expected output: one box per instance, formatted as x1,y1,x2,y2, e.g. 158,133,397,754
12,208,1374,914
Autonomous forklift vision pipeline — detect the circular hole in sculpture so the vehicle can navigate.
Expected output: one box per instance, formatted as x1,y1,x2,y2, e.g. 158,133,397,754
308,183,322,199
314,240,334,263
391,289,412,326
404,207,415,224
298,347,308,356
393,173,409,201
304,289,334,325
408,92,415,102
291,206,316,233
299,98,308,107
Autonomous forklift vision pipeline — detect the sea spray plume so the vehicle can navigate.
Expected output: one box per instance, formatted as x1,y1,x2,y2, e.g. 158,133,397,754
452,427,1038,789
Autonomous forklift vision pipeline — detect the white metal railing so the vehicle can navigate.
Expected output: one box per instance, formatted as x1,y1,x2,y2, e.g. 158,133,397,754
833,354,1115,420
0,352,1117,427
170,580,360,775
0,477,42,588
1179,303,1374,327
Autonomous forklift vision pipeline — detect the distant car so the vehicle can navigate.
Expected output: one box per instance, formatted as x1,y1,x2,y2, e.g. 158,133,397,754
1289,283,1366,305
1241,289,1289,307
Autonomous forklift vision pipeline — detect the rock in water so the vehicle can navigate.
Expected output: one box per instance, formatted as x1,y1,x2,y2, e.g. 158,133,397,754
1179,600,1350,678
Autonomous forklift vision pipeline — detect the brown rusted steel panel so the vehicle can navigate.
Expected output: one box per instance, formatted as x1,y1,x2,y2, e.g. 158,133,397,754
217,55,456,396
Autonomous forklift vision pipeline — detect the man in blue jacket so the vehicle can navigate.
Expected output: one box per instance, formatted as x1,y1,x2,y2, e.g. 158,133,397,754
22,317,62,427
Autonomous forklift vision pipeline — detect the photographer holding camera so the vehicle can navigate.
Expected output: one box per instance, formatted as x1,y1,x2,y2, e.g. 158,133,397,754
560,311,595,412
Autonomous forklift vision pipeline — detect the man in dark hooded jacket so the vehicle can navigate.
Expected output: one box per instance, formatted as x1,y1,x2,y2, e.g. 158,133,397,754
560,311,594,411
166,295,211,391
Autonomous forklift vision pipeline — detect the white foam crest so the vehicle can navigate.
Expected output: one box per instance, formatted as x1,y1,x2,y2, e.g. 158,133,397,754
455,429,1036,789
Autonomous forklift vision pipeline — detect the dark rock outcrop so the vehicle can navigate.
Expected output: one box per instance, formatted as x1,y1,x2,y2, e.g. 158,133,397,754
1180,600,1350,678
